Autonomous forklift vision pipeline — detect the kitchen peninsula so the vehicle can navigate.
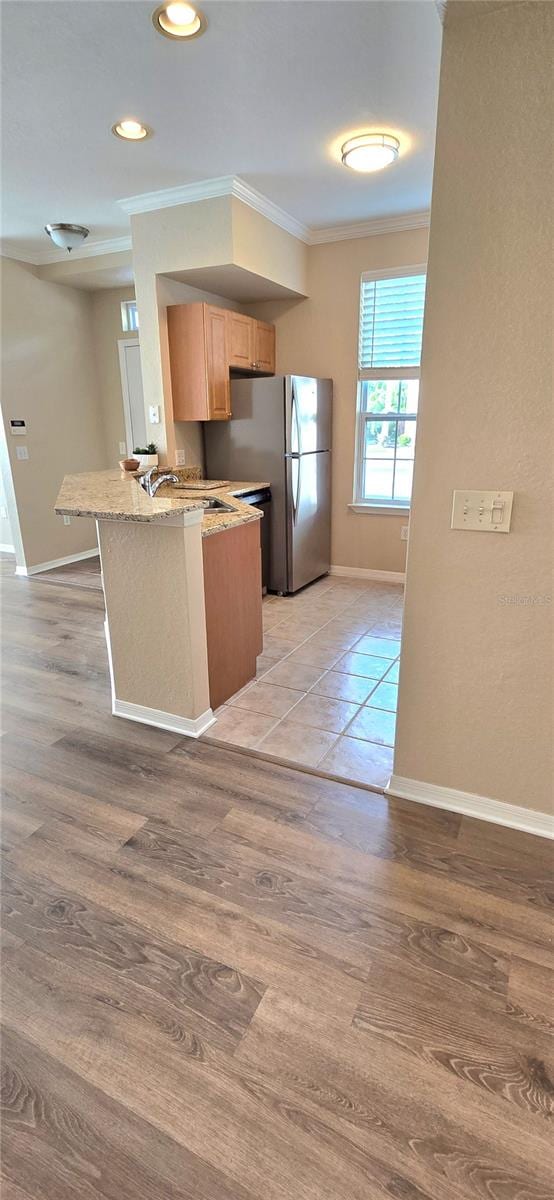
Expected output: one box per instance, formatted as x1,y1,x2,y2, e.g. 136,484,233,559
55,468,266,735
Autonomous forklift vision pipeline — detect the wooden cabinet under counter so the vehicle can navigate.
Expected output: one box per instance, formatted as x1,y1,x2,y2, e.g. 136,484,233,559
202,519,263,711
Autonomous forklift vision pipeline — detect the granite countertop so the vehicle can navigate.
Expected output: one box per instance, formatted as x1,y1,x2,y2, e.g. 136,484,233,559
165,481,270,538
55,468,269,537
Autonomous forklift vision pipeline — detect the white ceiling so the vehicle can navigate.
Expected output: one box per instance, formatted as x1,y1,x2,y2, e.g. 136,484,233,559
1,1,442,261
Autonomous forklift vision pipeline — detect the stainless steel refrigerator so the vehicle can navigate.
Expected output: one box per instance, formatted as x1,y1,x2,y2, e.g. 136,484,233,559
204,375,332,594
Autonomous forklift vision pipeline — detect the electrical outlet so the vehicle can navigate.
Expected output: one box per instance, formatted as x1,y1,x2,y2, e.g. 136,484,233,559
401,525,409,541
175,449,186,466
16,445,29,461
119,442,127,456
0,506,7,521
63,515,71,526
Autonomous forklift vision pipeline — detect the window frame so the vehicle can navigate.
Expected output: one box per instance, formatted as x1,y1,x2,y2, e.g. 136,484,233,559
120,299,139,333
353,265,426,514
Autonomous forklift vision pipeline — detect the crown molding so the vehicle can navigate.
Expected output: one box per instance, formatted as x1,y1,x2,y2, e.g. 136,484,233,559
231,178,310,243
118,174,311,243
1,234,132,267
0,241,39,265
308,210,430,244
117,175,429,245
118,174,237,216
2,181,430,269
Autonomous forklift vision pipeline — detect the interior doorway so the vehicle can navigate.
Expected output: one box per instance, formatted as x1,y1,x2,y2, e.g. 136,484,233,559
118,339,146,454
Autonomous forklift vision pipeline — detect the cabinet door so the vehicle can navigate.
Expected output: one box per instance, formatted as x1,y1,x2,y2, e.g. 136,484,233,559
228,313,255,368
205,306,231,420
167,303,209,421
254,321,276,373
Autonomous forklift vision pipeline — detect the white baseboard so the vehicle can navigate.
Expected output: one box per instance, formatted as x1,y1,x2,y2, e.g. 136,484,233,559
0,543,14,554
386,774,554,840
330,565,405,584
15,547,99,577
113,697,215,739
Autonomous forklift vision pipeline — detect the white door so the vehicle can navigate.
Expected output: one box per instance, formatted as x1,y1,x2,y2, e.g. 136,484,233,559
118,340,146,454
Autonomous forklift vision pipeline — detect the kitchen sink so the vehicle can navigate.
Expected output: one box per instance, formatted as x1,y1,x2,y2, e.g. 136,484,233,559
201,497,236,512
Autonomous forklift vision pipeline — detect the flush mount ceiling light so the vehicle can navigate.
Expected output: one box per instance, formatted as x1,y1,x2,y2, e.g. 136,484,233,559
152,2,207,39
44,223,89,253
341,133,400,173
112,119,151,141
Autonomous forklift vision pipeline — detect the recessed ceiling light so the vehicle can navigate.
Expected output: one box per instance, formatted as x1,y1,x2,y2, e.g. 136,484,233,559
152,2,207,39
112,119,151,141
341,133,400,173
44,223,89,253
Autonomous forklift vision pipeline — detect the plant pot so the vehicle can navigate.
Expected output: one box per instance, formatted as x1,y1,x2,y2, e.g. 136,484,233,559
136,454,158,469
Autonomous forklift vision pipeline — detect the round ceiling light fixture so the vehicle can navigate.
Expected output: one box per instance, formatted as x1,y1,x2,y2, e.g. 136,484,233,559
44,223,90,253
152,2,207,39
341,133,400,173
112,119,151,141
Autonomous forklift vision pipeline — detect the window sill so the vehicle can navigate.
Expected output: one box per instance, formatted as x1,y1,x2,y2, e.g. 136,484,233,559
349,502,411,517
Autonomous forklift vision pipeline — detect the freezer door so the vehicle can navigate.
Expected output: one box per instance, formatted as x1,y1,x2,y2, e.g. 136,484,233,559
285,376,333,455
285,450,331,593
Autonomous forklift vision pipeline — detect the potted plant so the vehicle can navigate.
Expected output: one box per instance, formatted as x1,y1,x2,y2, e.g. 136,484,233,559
133,442,158,469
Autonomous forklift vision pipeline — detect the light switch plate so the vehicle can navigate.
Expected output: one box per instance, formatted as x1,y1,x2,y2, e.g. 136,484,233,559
15,445,29,461
451,489,513,533
148,405,160,424
400,525,409,541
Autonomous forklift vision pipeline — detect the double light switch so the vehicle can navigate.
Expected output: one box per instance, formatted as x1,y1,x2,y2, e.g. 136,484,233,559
451,490,514,533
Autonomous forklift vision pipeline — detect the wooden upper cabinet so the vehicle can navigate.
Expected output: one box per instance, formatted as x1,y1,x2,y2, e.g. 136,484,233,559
205,306,231,420
228,312,255,369
168,302,230,421
167,302,275,421
254,320,276,373
228,313,275,374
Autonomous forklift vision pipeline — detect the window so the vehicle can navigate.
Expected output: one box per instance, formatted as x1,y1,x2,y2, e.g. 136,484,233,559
354,270,426,508
120,299,139,333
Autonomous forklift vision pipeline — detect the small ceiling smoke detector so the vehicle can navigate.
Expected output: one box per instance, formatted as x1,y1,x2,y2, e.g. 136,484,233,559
152,2,206,39
44,223,90,253
112,119,151,141
341,133,400,173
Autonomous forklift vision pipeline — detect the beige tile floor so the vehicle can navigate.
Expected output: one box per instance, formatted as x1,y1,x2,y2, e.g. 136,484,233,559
205,575,404,790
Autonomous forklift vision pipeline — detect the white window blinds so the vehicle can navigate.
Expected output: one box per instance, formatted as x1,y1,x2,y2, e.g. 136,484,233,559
359,273,426,372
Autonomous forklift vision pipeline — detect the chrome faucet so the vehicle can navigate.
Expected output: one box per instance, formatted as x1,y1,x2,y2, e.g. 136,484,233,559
141,466,180,497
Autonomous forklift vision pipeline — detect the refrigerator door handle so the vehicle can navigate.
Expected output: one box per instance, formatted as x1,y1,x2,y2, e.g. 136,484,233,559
290,455,301,525
291,382,301,455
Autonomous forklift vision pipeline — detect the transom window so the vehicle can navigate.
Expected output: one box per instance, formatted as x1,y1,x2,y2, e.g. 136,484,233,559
120,299,139,332
354,270,426,508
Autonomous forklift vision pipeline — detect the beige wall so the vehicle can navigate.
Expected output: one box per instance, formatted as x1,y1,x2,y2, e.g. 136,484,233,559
0,257,108,569
99,515,210,720
231,198,308,298
395,0,553,815
91,287,137,466
248,227,429,572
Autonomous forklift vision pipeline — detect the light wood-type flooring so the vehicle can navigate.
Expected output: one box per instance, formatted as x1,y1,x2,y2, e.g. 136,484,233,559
1,554,552,1200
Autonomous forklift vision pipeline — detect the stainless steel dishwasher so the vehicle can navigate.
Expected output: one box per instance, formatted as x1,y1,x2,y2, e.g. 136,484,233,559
239,487,271,593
